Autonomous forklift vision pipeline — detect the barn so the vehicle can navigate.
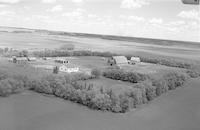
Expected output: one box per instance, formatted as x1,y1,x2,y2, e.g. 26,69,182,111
108,56,128,66
59,64,79,73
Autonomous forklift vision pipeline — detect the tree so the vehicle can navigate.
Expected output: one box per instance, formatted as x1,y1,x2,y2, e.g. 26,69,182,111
22,50,28,57
4,47,9,53
91,68,101,78
53,66,59,74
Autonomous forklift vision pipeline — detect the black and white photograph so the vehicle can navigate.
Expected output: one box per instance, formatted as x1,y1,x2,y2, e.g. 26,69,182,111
0,0,199,130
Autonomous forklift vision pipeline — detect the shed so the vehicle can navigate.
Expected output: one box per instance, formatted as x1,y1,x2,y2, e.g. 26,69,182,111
130,57,141,64
12,57,28,64
55,58,69,64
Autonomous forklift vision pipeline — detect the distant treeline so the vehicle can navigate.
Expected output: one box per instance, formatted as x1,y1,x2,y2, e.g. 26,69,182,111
33,50,118,57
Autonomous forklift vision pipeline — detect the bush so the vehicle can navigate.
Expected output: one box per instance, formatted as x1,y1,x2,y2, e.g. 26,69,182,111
6,78,24,93
163,72,188,90
0,79,13,97
32,79,53,94
186,69,200,78
145,84,157,101
152,79,168,96
119,94,134,113
0,71,8,80
0,78,24,97
91,92,112,111
132,81,156,101
91,68,101,78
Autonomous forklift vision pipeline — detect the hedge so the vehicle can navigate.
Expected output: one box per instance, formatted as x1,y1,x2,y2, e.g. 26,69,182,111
103,69,149,83
0,67,190,113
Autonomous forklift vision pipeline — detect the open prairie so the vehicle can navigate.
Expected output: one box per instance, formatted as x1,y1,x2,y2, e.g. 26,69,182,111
1,27,200,61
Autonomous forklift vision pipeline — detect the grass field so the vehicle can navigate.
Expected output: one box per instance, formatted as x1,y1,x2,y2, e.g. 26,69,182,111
0,57,50,79
0,78,200,130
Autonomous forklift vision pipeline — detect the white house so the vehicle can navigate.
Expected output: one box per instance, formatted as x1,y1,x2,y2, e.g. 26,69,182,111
59,64,79,73
130,57,141,65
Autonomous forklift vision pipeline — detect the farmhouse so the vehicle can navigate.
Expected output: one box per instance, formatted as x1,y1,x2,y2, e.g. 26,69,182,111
129,57,141,65
55,58,69,64
108,56,128,66
59,64,79,73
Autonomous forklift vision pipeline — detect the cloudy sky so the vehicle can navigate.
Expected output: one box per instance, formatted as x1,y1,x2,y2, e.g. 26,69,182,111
0,0,199,42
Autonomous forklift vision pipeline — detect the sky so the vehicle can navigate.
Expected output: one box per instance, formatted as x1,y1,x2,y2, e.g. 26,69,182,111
0,0,199,42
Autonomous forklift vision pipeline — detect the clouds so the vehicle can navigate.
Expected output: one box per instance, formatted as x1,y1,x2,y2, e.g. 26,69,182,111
149,18,163,24
178,9,200,21
47,5,63,12
42,0,57,4
42,0,83,4
121,0,149,9
0,10,15,16
62,8,85,22
0,0,199,42
0,0,20,4
72,0,83,3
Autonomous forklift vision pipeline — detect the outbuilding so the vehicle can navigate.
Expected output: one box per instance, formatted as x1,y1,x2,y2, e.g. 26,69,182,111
130,57,141,65
11,57,28,64
108,56,128,66
55,58,69,64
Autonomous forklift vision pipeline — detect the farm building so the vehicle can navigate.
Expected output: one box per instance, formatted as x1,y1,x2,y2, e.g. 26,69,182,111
27,57,37,61
9,57,28,64
55,58,69,64
59,64,79,73
42,57,51,60
129,57,141,65
108,56,128,66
